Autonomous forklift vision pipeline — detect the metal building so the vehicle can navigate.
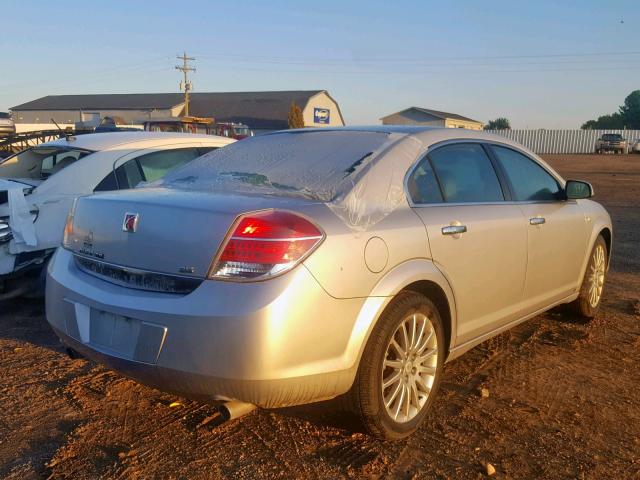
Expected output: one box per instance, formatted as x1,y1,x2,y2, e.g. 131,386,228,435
381,107,484,130
10,90,345,134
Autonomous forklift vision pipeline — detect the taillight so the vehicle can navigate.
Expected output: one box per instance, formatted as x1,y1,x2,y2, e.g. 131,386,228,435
208,210,324,281
62,199,77,249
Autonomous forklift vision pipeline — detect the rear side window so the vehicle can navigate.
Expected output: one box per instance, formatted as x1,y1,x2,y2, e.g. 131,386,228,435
116,159,144,189
428,144,504,203
107,147,212,190
407,157,443,204
94,171,118,192
491,146,561,201
136,148,203,183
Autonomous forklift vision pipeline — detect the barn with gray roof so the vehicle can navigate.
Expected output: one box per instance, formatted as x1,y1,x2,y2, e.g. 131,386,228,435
10,90,345,133
381,107,483,130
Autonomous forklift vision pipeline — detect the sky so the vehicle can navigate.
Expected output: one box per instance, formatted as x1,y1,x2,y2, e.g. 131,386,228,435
0,0,638,128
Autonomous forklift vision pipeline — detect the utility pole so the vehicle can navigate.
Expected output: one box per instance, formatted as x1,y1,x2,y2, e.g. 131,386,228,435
175,52,196,117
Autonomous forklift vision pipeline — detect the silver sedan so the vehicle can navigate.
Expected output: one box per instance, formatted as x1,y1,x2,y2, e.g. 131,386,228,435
46,126,612,439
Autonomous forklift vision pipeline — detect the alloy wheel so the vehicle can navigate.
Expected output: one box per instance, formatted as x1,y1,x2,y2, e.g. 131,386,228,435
588,244,606,308
381,312,438,423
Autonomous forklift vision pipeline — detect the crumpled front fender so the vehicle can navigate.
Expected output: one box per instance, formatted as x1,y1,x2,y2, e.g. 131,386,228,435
0,179,37,247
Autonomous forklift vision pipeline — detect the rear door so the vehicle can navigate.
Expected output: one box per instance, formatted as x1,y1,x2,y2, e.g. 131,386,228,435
488,144,588,310
408,142,527,344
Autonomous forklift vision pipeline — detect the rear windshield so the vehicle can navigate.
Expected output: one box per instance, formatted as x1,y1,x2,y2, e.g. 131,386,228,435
0,146,93,179
158,130,394,201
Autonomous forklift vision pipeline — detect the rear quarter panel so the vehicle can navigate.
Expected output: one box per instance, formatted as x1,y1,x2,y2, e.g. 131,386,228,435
301,204,431,299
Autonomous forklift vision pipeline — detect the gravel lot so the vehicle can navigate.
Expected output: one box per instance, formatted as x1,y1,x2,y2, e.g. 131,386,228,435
1,154,639,479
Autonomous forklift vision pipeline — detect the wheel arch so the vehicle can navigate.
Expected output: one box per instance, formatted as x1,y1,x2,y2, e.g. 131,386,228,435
599,227,612,268
345,259,458,380
575,214,613,289
401,280,453,361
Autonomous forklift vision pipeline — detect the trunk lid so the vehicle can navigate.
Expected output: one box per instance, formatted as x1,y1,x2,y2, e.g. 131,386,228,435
67,187,317,279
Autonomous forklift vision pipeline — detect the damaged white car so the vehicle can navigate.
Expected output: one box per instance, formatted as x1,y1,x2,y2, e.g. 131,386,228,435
0,132,234,300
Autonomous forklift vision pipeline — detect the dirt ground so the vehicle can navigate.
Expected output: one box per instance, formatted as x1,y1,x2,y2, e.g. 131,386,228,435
1,154,639,479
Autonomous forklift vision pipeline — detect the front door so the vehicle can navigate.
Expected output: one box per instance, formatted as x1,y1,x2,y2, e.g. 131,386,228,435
488,145,588,311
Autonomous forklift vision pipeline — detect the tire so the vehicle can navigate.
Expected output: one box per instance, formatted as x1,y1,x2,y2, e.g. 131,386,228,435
345,291,445,440
570,235,607,318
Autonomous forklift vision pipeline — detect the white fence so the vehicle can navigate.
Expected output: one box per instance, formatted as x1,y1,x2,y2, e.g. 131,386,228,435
485,129,640,154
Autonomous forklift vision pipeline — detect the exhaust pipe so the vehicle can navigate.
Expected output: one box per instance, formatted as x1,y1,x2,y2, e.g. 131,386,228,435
218,401,256,421
197,401,256,430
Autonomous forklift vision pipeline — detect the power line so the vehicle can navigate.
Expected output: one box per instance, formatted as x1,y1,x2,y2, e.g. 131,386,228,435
194,50,640,66
175,52,196,116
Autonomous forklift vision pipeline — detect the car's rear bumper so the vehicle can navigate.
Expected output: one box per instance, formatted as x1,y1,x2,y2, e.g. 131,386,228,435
46,248,365,407
51,325,355,407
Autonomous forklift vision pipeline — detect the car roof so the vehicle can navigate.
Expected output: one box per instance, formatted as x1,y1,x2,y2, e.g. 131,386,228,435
267,125,527,151
268,125,439,135
41,131,232,151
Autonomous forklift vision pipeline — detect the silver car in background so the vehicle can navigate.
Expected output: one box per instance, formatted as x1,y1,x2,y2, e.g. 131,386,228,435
46,127,612,439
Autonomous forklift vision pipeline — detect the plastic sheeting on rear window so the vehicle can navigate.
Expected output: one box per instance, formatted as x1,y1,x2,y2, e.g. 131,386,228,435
156,130,425,230
158,131,395,201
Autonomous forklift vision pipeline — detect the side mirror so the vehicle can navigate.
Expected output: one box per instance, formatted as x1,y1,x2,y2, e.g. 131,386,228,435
565,180,593,199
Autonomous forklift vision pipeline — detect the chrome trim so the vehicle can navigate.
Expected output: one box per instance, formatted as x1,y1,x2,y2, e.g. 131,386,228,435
0,222,11,243
229,235,323,242
441,225,467,235
529,217,546,226
73,253,202,294
122,212,140,233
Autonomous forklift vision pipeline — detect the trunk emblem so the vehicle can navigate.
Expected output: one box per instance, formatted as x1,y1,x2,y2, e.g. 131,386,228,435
122,213,140,233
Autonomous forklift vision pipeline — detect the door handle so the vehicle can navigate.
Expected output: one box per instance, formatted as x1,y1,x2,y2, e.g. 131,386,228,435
441,225,467,235
529,217,546,225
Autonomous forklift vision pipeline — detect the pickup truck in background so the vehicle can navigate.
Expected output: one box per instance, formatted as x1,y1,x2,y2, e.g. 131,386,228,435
595,133,628,154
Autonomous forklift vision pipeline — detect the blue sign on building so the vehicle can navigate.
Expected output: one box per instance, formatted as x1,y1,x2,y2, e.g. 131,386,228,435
313,108,330,124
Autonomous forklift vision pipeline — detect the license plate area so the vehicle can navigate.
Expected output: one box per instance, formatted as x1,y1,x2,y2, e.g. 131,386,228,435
64,300,167,364
90,309,141,357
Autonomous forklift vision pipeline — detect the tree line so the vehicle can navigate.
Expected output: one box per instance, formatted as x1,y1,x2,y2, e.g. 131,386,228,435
581,90,640,130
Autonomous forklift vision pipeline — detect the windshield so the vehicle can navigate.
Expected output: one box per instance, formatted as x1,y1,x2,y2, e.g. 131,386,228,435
158,130,394,201
0,146,93,179
602,134,623,141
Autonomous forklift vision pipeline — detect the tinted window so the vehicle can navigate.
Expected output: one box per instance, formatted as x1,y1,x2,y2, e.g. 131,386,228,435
407,157,443,204
94,171,118,192
197,147,217,156
112,147,209,190
491,146,561,201
136,148,202,183
428,144,504,203
115,159,144,189
602,134,622,141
